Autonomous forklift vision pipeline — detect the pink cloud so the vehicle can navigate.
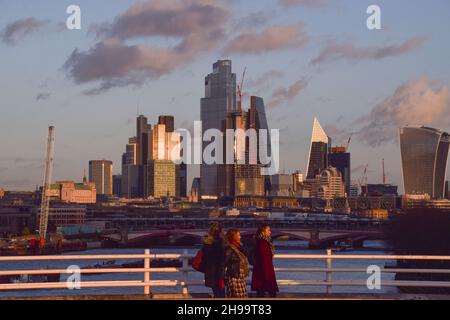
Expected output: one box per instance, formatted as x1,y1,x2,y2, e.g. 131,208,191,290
224,23,308,55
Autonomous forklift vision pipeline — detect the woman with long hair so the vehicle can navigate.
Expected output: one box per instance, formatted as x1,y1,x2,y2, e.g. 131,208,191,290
224,229,250,298
251,224,279,298
202,222,226,298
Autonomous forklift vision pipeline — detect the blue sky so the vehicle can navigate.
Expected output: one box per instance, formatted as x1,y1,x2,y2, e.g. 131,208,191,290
0,0,449,192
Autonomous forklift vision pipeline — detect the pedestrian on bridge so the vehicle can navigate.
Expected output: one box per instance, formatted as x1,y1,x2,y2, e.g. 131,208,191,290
202,222,226,298
224,229,250,298
251,224,279,298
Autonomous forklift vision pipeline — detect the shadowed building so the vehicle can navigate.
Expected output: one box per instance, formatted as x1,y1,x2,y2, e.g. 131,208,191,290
200,60,237,199
328,146,351,196
306,118,329,179
400,126,449,199
89,160,113,195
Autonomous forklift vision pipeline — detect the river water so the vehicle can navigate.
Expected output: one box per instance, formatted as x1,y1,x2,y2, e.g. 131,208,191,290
0,240,397,298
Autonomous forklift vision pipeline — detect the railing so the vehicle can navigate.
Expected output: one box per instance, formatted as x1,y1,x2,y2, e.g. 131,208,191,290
1,250,450,296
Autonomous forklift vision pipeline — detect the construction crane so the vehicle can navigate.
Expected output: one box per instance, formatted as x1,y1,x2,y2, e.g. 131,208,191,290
237,67,247,112
39,126,55,241
356,164,369,196
346,134,353,151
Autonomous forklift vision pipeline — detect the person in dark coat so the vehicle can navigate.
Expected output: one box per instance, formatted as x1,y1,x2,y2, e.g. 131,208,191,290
202,222,226,298
224,229,250,298
251,224,279,298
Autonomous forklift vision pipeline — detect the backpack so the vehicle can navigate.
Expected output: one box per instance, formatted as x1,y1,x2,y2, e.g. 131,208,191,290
192,248,205,272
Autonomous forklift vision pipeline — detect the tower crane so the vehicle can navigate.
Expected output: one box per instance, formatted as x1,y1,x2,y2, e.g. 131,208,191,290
237,67,247,112
39,126,55,242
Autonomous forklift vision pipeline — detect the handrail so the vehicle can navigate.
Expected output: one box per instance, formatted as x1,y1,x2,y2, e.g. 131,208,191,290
1,250,450,296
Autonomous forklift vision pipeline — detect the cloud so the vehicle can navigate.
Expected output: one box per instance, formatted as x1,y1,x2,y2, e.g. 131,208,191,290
279,0,326,8
35,92,51,101
247,70,284,89
269,79,308,107
356,76,450,147
1,17,49,45
224,23,308,55
63,0,230,94
310,36,428,65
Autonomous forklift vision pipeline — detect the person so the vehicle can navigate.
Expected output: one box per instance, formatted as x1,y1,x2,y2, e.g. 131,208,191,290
224,229,250,298
251,224,279,298
202,222,226,298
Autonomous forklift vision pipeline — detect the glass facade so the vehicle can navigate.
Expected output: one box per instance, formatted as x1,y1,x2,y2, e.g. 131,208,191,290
200,60,237,199
400,126,449,199
89,160,113,195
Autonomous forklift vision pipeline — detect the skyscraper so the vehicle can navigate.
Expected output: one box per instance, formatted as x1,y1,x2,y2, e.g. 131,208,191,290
306,117,329,179
121,137,139,198
400,126,449,199
200,60,237,199
328,146,351,196
136,116,152,197
89,160,113,195
158,115,175,133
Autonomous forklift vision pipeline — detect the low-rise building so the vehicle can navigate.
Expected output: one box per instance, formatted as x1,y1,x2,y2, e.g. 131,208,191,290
37,206,86,230
46,181,96,204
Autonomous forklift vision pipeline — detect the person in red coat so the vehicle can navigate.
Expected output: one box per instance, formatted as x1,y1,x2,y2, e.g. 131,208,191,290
251,224,279,298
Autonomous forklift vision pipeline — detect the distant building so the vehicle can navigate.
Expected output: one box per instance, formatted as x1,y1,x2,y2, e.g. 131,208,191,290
311,166,345,200
0,188,4,200
89,160,113,195
200,60,237,199
113,175,122,197
0,206,35,235
328,146,351,196
37,206,86,230
190,178,201,203
147,160,176,198
176,163,187,198
306,118,329,179
46,180,96,204
402,194,450,210
270,174,294,197
400,126,449,199
121,137,139,199
158,115,175,133
349,183,359,197
366,184,398,197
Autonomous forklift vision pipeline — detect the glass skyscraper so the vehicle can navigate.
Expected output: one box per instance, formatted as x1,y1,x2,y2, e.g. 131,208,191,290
200,60,237,199
306,117,329,179
400,126,449,199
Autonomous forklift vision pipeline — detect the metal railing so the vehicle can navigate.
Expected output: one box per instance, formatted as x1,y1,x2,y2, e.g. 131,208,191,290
1,250,450,296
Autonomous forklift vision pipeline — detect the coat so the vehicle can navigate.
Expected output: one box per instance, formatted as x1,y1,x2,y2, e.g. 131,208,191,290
251,238,279,293
202,236,225,288
224,244,249,279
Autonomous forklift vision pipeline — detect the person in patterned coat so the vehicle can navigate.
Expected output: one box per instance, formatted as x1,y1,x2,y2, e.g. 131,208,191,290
224,229,249,298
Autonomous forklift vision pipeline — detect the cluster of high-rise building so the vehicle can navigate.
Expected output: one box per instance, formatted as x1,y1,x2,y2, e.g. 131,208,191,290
21,59,447,208
117,115,186,199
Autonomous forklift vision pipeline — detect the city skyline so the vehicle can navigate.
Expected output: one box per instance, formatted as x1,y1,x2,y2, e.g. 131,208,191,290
1,0,450,192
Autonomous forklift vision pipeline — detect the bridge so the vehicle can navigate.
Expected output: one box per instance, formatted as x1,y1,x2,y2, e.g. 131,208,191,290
101,228,385,249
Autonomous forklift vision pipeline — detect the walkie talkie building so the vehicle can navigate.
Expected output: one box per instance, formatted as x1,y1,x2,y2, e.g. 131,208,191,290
400,126,449,199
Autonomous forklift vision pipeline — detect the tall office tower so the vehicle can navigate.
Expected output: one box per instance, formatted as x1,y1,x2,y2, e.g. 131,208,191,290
200,60,237,199
136,116,152,197
400,126,449,199
89,160,113,195
328,146,351,196
176,163,187,198
158,115,175,133
121,137,139,198
113,175,122,196
306,117,329,179
146,117,181,198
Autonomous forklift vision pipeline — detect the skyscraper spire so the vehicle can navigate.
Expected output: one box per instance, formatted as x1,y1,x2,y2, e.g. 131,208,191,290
306,117,329,179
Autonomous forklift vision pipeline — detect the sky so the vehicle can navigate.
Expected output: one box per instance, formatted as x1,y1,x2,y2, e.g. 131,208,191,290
0,0,449,192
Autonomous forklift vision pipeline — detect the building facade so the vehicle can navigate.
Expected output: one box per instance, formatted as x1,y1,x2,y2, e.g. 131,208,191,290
328,147,351,196
47,180,96,204
306,118,329,179
400,126,449,199
200,60,237,199
89,160,113,195
147,160,176,198
311,166,346,200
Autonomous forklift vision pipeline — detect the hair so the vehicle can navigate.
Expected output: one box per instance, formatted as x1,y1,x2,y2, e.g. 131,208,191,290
257,223,270,236
226,229,240,243
208,222,223,239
